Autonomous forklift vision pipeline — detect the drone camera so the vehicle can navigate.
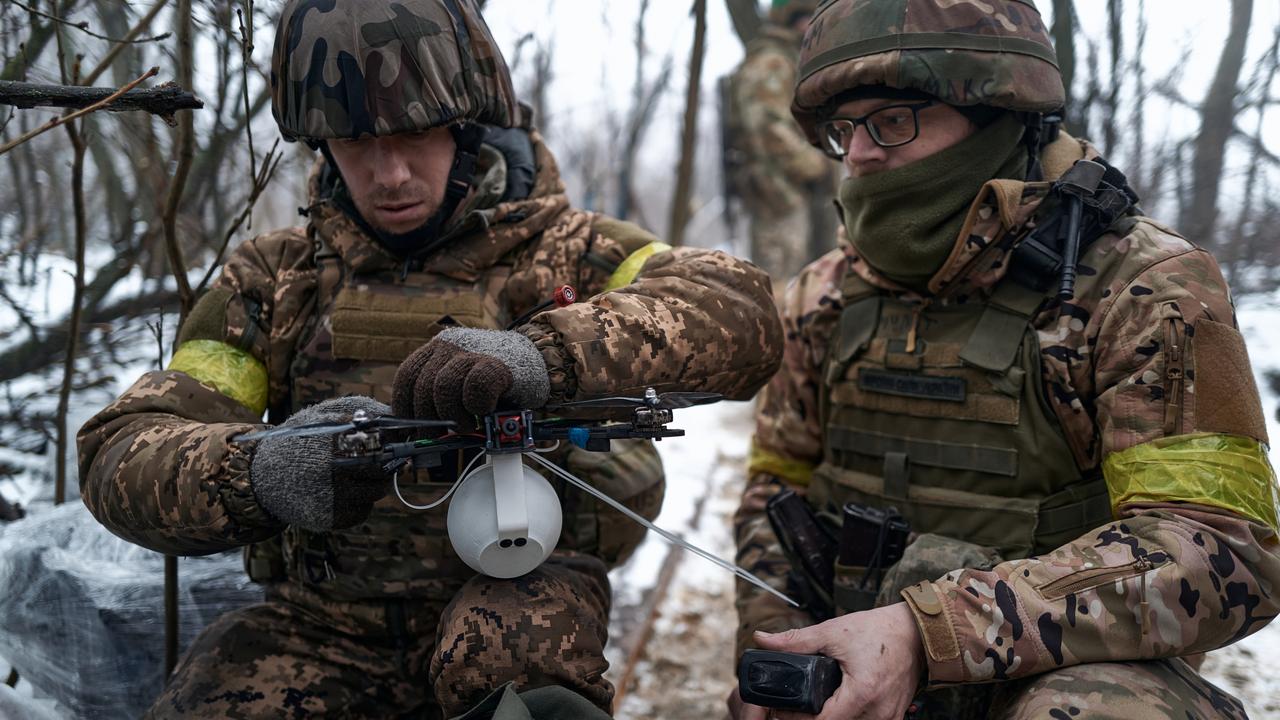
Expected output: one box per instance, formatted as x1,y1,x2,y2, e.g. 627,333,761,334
486,411,535,453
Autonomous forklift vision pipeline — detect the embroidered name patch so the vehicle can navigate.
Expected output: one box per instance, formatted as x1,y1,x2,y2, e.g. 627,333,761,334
857,369,967,402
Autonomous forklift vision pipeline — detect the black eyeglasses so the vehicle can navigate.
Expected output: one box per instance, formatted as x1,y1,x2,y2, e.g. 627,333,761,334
816,100,935,158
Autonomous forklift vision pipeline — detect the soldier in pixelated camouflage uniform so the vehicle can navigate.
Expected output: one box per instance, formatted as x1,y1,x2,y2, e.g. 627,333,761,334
727,0,838,282
730,1,1280,718
76,1,783,718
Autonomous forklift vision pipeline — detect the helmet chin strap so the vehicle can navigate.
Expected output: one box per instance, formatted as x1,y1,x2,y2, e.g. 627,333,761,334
320,123,484,265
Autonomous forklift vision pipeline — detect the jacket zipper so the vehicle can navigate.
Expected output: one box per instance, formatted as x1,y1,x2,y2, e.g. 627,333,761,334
1037,556,1155,600
1163,316,1185,435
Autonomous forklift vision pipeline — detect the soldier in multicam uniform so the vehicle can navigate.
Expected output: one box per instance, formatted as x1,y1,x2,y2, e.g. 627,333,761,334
731,1,1280,718
76,1,783,718
727,0,837,282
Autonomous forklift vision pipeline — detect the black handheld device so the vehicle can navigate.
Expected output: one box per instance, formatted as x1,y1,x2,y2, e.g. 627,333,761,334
738,649,841,715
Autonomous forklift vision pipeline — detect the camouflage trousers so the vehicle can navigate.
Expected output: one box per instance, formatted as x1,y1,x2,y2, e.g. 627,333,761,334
876,535,1245,719
145,553,613,719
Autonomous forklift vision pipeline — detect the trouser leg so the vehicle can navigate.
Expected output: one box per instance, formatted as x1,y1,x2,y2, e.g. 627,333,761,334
431,553,613,717
146,584,442,719
990,658,1248,720
750,209,810,282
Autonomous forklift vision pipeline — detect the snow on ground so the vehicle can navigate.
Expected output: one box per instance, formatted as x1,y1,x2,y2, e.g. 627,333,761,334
1200,289,1280,718
608,400,752,720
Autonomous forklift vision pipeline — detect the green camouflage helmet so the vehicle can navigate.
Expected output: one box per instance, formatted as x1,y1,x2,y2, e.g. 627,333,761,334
792,0,1064,145
271,0,521,142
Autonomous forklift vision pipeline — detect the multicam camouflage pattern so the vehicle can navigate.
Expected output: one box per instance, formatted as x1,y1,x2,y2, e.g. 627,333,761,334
271,0,521,141
792,0,1065,145
79,128,781,714
737,132,1280,695
730,26,838,280
146,555,609,719
988,657,1247,719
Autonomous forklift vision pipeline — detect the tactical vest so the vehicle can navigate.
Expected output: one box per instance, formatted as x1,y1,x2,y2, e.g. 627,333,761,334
274,240,515,601
810,271,1113,564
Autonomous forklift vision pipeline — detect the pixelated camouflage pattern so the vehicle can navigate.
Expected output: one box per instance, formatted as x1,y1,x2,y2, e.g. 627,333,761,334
432,553,613,715
737,131,1280,691
271,0,520,141
145,554,608,719
80,126,776,712
792,0,1064,145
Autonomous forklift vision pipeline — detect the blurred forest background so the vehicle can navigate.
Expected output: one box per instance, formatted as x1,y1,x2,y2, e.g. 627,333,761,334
0,0,1278,520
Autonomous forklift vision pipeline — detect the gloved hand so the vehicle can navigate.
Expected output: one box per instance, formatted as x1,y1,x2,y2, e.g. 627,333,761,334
250,396,392,531
392,327,550,425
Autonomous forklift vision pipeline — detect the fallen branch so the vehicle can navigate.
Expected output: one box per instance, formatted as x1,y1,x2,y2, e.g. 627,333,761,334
0,77,199,116
0,66,160,156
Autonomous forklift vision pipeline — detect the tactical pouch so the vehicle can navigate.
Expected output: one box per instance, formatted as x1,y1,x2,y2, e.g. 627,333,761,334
832,561,880,615
243,535,286,583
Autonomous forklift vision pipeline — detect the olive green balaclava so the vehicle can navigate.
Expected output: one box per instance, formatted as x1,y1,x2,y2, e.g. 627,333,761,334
838,113,1027,291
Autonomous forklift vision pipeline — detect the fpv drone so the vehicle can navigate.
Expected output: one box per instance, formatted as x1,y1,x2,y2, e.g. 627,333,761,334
235,387,796,607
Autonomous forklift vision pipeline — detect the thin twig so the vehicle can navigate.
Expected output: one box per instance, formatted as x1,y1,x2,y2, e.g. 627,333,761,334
196,138,282,294
161,0,195,320
8,0,170,45
236,3,256,182
0,65,156,156
82,0,170,86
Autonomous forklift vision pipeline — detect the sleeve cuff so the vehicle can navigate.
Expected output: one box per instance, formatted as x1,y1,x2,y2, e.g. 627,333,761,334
900,580,965,685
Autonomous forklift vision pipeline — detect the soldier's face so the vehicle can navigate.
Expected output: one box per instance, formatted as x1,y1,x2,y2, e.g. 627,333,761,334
833,98,977,177
327,127,457,234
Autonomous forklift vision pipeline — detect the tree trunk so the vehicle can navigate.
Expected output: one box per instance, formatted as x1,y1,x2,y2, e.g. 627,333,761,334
1185,0,1252,246
667,0,708,247
1050,0,1078,134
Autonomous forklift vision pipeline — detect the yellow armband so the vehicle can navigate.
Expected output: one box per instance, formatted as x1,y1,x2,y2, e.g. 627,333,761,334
748,441,816,487
603,242,673,291
168,339,268,417
1104,433,1279,529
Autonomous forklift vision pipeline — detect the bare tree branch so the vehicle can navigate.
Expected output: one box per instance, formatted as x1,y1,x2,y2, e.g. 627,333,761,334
0,78,201,116
0,65,157,156
667,0,706,247
1185,0,1253,245
160,0,195,318
6,0,169,45
81,0,169,86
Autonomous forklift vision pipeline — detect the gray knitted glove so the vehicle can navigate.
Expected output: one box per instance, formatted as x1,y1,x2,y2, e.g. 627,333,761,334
392,327,550,425
250,396,392,531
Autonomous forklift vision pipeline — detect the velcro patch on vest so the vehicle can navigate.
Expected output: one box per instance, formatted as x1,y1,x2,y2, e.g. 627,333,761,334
330,287,488,362
858,369,967,403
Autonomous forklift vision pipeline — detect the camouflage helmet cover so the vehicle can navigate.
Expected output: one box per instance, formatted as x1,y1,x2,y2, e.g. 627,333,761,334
769,0,821,25
792,0,1064,145
271,0,522,142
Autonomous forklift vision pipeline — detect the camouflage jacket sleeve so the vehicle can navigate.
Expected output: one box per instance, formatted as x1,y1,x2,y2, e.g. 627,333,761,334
76,231,317,555
736,45,830,188
902,229,1280,685
521,238,784,404
734,249,849,654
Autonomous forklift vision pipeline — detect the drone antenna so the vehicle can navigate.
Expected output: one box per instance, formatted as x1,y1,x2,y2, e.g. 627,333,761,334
527,452,800,608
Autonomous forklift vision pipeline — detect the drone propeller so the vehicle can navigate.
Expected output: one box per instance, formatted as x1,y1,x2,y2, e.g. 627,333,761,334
234,416,454,443
551,391,722,411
